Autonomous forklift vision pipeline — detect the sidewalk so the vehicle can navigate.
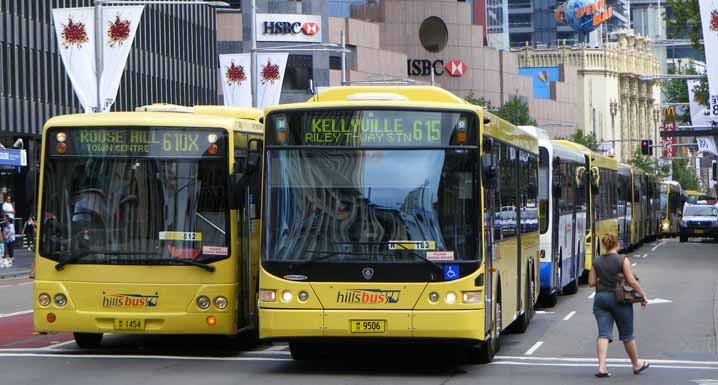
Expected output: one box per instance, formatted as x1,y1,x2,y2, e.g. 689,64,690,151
0,247,33,279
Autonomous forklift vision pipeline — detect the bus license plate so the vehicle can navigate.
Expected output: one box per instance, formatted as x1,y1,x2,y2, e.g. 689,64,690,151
350,320,385,333
694,229,704,234
114,319,145,331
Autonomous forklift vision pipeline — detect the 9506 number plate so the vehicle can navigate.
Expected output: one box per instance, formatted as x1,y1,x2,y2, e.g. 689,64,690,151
350,320,386,333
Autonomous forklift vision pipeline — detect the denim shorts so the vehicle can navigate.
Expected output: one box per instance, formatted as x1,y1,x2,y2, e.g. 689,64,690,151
593,291,635,342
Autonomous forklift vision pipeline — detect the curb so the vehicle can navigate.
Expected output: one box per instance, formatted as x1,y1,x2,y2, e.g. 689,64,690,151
0,269,31,280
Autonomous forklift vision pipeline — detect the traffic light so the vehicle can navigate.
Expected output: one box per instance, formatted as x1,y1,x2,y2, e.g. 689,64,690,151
640,139,653,155
713,161,717,181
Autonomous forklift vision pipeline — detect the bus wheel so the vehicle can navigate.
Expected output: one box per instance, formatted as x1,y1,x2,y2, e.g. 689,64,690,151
680,233,688,243
475,297,501,364
73,332,102,348
288,342,315,360
540,291,558,308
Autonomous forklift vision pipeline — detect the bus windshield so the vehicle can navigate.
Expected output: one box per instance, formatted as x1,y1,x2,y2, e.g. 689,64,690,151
265,149,479,263
40,127,230,265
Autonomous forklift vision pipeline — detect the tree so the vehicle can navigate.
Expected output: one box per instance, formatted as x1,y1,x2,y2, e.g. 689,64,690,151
465,94,492,109
661,65,709,119
671,159,701,190
629,147,657,173
495,96,537,126
569,129,599,151
664,0,703,52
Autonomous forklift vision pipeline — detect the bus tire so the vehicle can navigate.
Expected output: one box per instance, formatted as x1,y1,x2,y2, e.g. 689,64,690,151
475,293,502,364
73,332,102,348
680,233,688,243
541,291,558,308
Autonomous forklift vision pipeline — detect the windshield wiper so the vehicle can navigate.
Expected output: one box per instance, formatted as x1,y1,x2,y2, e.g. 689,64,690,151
54,250,215,272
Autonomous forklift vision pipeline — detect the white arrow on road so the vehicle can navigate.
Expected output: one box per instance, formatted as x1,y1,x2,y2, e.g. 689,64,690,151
691,380,718,385
647,298,673,305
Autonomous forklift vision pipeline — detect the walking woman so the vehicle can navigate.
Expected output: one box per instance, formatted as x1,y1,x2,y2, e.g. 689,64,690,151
589,233,650,377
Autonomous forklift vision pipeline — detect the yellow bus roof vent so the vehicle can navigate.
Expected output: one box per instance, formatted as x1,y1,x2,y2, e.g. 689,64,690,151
135,104,192,113
345,93,408,102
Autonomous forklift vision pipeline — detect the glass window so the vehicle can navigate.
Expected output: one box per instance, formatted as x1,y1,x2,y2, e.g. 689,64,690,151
538,148,549,234
498,143,517,238
282,54,312,91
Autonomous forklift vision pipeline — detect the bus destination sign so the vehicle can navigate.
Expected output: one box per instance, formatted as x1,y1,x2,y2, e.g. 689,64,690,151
270,110,475,147
51,127,225,158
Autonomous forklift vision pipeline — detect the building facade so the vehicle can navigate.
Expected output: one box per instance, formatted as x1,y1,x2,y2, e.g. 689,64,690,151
1,0,218,220
516,31,662,161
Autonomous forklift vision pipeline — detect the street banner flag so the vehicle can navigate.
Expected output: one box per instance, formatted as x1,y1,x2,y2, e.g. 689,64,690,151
687,79,711,126
100,6,144,112
256,53,289,109
698,0,718,120
697,137,718,155
52,7,97,113
219,54,252,107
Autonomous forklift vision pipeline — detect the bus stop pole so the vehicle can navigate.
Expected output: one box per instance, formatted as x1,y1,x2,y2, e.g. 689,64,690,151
250,0,257,108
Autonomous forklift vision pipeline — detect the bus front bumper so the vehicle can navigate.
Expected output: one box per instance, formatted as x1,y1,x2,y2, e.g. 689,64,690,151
34,309,237,335
259,308,486,341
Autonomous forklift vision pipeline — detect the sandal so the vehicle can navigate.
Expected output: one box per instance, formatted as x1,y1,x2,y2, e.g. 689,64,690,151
595,372,611,378
633,361,650,375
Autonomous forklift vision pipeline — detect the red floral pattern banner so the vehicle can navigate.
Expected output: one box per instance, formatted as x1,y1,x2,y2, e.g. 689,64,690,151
711,9,718,32
61,18,89,49
107,15,131,47
261,60,281,84
226,62,247,85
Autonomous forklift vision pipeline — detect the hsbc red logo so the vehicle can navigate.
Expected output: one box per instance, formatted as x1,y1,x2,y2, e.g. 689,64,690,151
445,60,467,77
301,22,319,36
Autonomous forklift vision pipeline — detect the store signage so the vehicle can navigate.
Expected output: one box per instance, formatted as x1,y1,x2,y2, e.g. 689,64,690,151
256,13,322,43
407,59,467,77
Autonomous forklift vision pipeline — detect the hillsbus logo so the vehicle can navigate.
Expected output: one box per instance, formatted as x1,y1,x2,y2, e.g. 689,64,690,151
336,289,401,304
102,293,159,308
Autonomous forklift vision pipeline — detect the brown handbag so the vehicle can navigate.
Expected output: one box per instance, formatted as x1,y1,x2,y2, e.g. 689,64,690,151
615,256,644,304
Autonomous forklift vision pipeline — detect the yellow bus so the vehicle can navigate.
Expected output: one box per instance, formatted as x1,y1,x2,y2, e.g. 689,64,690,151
33,105,264,348
257,86,539,363
660,181,683,236
590,152,619,257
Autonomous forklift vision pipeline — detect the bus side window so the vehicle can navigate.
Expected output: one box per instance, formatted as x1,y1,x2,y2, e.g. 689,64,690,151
247,134,262,220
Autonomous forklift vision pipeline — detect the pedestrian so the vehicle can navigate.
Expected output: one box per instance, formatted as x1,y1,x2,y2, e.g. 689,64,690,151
24,216,35,251
2,195,14,219
589,233,650,377
1,215,15,267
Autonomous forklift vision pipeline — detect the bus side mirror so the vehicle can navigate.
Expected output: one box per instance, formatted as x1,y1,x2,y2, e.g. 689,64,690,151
552,181,562,196
246,138,263,172
229,173,247,210
528,182,537,197
483,164,497,188
482,137,494,153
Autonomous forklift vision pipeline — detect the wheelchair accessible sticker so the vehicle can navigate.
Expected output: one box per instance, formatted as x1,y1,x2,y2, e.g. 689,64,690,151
444,264,459,281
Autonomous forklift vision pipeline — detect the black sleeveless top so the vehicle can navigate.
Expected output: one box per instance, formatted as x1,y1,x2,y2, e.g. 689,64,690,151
593,253,624,292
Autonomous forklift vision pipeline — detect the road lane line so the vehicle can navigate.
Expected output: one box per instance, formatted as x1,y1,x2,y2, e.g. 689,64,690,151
588,292,595,299
0,353,292,362
492,361,718,371
535,311,555,314
642,253,647,259
496,356,718,365
524,341,543,355
0,310,32,319
45,340,76,349
632,263,637,267
265,345,288,351
563,311,576,321
651,241,666,252
632,254,641,258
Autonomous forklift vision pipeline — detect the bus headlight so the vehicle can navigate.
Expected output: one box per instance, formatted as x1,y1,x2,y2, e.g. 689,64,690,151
196,296,211,309
56,132,67,143
462,291,482,304
38,293,51,307
298,291,309,302
662,222,670,231
214,296,228,309
54,294,67,307
428,292,439,303
445,292,457,304
281,291,293,303
259,289,276,302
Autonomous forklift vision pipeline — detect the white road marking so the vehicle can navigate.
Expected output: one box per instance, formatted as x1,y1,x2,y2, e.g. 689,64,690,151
562,311,576,321
496,356,718,366
492,361,718,371
632,254,641,258
651,241,666,252
692,380,718,384
45,340,76,349
264,345,288,351
642,253,648,259
0,282,31,288
647,298,673,304
0,310,32,319
632,263,637,267
588,292,595,299
524,341,543,355
534,311,555,315
0,352,292,362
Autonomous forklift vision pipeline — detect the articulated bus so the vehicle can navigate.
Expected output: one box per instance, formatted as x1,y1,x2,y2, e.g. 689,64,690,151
258,86,539,363
617,164,633,252
660,181,684,236
630,167,648,247
588,152,619,258
646,174,662,241
536,138,587,307
34,106,264,348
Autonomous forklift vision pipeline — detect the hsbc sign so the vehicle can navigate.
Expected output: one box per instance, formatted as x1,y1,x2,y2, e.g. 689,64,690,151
407,59,467,77
256,14,322,43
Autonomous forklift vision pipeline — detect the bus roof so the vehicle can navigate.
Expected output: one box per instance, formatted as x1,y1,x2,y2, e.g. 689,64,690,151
590,151,618,170
266,86,538,154
551,140,593,154
43,109,263,135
